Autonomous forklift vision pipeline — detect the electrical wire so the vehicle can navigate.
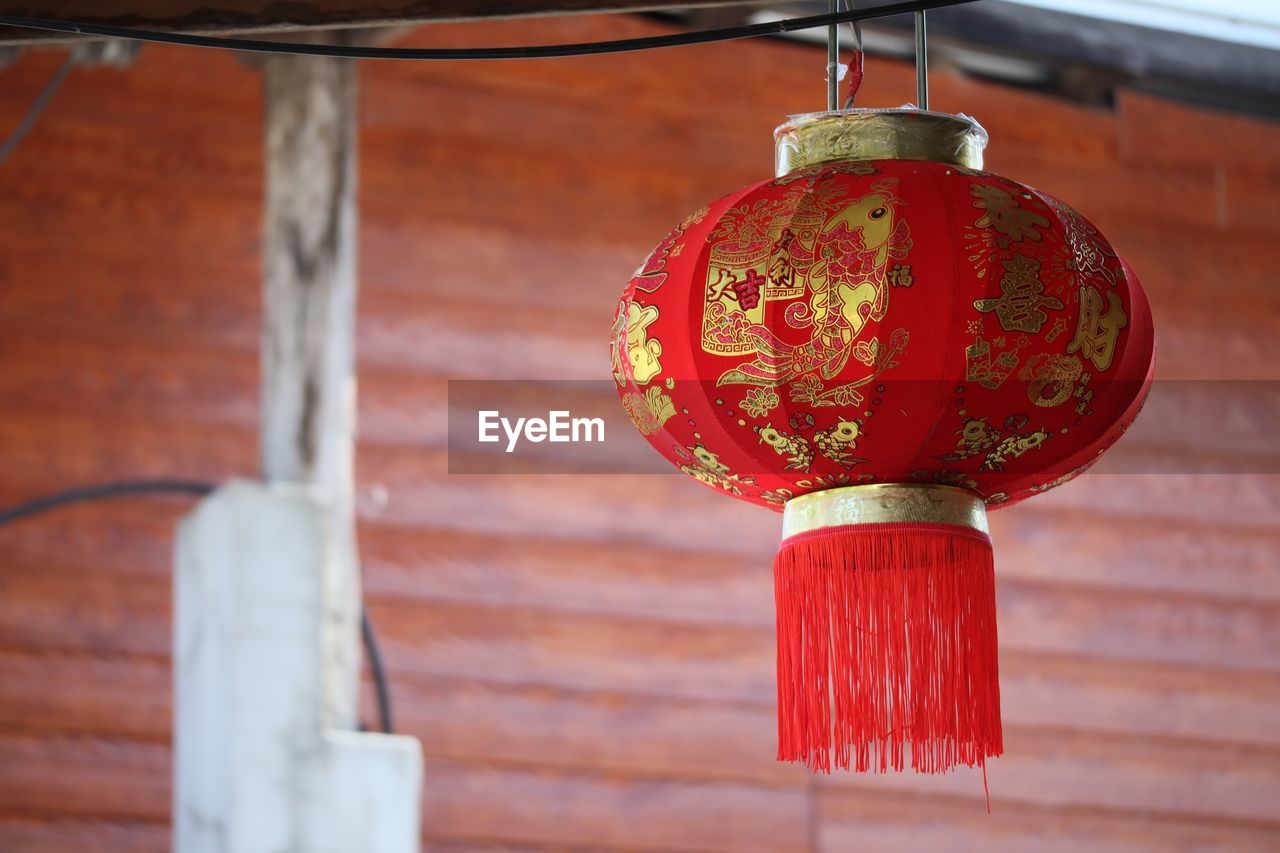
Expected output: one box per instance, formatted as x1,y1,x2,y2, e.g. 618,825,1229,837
0,479,214,524
0,51,73,166
361,604,394,735
0,480,396,735
0,0,979,61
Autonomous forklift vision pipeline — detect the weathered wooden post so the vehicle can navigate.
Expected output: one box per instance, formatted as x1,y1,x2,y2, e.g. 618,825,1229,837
173,52,422,853
260,51,362,732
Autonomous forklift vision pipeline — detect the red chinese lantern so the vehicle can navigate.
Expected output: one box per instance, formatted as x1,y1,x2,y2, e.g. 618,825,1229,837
612,109,1154,776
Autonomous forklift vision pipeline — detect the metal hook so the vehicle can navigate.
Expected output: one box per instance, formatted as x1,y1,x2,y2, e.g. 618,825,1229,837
914,9,929,110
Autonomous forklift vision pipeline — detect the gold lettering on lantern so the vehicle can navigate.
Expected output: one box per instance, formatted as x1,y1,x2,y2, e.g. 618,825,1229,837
1068,286,1128,371
973,255,1063,334
970,183,1051,242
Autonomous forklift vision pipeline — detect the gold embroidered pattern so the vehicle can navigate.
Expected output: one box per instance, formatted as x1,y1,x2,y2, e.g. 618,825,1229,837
621,386,677,435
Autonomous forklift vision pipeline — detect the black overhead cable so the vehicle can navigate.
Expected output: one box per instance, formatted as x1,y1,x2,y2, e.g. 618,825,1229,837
0,0,979,61
0,480,397,736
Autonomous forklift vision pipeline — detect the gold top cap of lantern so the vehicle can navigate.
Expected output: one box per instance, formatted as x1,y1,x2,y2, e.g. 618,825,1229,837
774,109,988,176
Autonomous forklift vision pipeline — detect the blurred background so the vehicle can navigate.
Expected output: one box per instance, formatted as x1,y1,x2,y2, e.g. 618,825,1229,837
0,1,1278,850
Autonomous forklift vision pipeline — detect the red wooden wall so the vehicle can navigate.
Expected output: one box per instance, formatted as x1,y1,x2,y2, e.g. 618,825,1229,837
1,13,1279,851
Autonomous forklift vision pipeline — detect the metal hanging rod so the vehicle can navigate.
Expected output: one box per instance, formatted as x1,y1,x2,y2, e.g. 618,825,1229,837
827,1,842,111
915,9,930,109
0,0,979,61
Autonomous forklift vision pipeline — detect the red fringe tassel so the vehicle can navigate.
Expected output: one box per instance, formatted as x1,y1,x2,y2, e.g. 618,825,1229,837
774,522,1003,775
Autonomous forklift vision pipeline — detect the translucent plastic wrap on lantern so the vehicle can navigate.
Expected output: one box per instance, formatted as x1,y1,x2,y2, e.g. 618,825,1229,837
774,108,989,176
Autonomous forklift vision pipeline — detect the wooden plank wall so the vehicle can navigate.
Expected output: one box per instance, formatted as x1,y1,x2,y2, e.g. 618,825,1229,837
1,13,1279,852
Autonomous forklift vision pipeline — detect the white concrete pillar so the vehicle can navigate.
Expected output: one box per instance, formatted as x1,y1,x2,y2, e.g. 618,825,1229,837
175,480,421,853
